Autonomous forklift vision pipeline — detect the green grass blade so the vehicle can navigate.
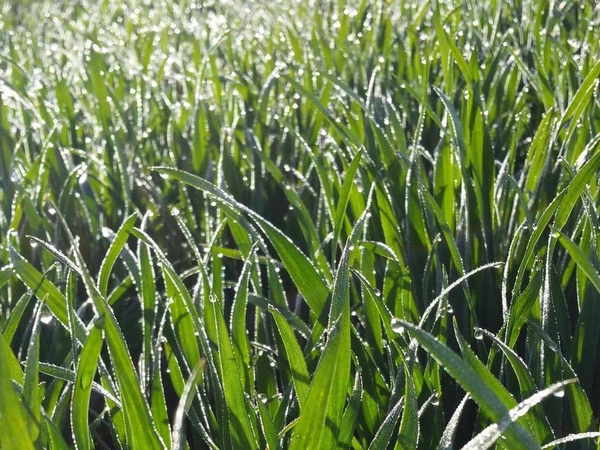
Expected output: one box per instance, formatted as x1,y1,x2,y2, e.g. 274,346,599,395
367,398,404,450
290,238,355,449
332,148,363,262
35,232,164,449
23,300,43,444
398,359,419,449
0,331,25,384
393,320,539,450
554,229,600,294
554,148,600,230
558,60,600,148
152,166,330,317
439,394,470,450
475,328,552,442
204,292,258,449
269,306,310,410
8,245,72,334
0,331,37,449
542,432,600,449
337,371,363,449
230,244,258,393
463,380,575,450
98,213,138,297
171,360,205,450
71,319,104,450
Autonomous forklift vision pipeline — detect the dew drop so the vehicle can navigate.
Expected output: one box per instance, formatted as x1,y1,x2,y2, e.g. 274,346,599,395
553,389,565,398
390,318,405,334
431,393,440,406
40,315,53,325
446,304,454,314
474,329,484,340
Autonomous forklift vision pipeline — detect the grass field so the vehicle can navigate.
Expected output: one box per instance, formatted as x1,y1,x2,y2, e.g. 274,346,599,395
1,0,600,448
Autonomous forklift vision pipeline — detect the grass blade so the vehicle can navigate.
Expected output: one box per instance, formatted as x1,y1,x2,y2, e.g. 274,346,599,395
462,380,575,450
392,319,539,450
71,319,104,450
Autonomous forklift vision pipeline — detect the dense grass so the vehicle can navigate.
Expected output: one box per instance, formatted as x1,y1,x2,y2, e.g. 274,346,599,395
1,0,600,448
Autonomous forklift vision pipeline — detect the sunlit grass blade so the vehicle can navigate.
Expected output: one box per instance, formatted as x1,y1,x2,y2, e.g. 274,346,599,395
289,238,355,449
71,319,104,450
439,394,470,450
0,330,37,449
269,306,310,410
98,213,138,296
332,148,363,262
8,245,80,338
204,291,258,449
541,432,600,449
337,371,363,449
398,359,419,449
462,379,575,450
393,319,539,450
367,397,404,450
152,167,330,316
33,231,165,449
171,360,206,450
230,243,258,393
23,299,43,445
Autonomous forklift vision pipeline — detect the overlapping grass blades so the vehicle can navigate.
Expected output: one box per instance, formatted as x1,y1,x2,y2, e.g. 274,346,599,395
1,0,600,448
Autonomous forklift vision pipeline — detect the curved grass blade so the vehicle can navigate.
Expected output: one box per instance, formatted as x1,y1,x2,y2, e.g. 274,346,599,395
514,148,600,296
171,360,206,450
554,229,600,294
2,290,34,344
542,432,600,449
392,320,539,450
37,362,120,407
8,245,85,340
230,243,258,393
152,167,330,319
0,331,25,384
462,380,575,450
558,60,600,149
98,213,138,296
33,232,165,449
204,292,258,449
256,392,279,450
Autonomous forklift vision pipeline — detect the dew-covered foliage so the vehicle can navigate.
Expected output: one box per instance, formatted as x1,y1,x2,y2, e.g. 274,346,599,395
1,0,600,448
